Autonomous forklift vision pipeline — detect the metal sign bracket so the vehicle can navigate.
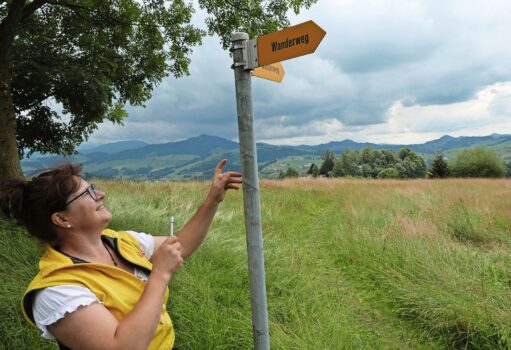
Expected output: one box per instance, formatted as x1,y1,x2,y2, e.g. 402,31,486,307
230,43,247,69
246,38,258,69
230,39,258,70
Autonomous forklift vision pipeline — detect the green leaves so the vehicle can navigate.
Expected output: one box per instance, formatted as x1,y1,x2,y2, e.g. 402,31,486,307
450,147,506,178
5,0,203,156
107,101,128,124
430,152,449,178
327,147,428,179
198,0,318,49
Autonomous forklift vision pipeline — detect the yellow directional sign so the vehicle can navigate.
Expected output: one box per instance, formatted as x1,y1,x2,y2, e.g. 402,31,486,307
251,62,285,83
256,20,326,67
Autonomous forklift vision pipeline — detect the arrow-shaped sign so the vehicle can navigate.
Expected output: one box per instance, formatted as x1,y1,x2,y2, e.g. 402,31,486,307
251,62,285,83
255,20,326,67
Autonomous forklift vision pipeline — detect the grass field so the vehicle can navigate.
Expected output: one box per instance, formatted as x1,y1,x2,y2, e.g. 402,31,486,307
1,178,511,349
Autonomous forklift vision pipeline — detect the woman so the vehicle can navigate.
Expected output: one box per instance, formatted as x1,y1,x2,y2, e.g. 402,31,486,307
1,160,241,350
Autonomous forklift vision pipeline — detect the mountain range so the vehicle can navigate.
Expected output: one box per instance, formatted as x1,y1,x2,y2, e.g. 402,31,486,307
21,134,511,180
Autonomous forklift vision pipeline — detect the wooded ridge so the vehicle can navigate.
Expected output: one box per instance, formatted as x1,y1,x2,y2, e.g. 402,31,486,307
21,133,511,180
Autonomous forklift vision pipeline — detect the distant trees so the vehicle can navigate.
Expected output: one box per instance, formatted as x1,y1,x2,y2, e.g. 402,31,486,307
429,152,450,178
450,147,506,178
285,167,299,178
396,148,428,178
279,146,506,180
377,168,399,179
307,163,319,177
333,150,361,177
279,167,299,179
318,147,427,179
319,151,335,177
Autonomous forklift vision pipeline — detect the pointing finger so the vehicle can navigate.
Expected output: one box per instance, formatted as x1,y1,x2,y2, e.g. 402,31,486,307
215,159,227,175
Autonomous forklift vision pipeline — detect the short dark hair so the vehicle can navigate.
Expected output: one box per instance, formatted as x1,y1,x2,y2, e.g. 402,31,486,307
1,163,83,245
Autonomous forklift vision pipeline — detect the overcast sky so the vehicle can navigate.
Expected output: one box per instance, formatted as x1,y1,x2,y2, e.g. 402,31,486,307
87,0,511,146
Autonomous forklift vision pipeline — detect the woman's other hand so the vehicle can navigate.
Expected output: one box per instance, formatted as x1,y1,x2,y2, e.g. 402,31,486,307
207,159,242,203
150,236,183,281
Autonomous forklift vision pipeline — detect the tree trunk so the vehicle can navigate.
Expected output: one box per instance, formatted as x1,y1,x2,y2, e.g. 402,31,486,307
0,1,26,187
0,67,22,186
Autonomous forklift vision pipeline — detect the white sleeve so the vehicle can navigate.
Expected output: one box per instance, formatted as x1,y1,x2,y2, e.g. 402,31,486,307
33,285,100,340
126,230,155,260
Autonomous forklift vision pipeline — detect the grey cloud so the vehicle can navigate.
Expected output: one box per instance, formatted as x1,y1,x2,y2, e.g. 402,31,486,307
89,0,511,145
112,33,241,142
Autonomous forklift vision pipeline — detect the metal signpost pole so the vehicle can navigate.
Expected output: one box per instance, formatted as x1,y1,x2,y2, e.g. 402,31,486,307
230,32,270,350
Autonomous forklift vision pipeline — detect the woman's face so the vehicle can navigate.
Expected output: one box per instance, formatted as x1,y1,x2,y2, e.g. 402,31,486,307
64,177,112,232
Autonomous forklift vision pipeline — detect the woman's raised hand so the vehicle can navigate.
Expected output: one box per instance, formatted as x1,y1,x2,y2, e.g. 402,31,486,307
207,159,242,203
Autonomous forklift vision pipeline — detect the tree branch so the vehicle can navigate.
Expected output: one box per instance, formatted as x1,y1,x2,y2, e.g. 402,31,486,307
68,5,131,27
223,0,252,15
0,0,25,64
14,91,53,113
46,0,93,12
21,0,47,21
204,0,270,32
47,0,132,26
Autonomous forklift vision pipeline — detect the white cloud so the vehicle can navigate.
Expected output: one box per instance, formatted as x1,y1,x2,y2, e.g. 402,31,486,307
386,82,511,134
88,120,183,144
258,82,511,145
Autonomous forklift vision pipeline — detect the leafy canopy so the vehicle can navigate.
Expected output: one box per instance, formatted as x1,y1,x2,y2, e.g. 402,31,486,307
429,152,449,178
329,147,427,179
198,0,318,49
306,162,319,177
450,147,506,178
319,150,335,176
1,0,317,157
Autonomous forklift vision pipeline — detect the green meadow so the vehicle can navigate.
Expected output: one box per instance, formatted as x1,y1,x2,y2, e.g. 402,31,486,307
1,178,511,349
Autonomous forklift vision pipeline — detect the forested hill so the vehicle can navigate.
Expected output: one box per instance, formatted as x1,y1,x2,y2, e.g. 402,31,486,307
21,134,511,180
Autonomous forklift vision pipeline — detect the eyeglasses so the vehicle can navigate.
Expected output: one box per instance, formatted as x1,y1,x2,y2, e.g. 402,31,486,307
64,184,97,207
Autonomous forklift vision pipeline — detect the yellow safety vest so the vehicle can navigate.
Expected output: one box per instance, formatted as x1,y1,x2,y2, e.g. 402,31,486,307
21,229,175,350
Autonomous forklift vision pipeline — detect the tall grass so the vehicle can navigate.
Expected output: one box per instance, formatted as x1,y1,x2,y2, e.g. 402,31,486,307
1,178,510,349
